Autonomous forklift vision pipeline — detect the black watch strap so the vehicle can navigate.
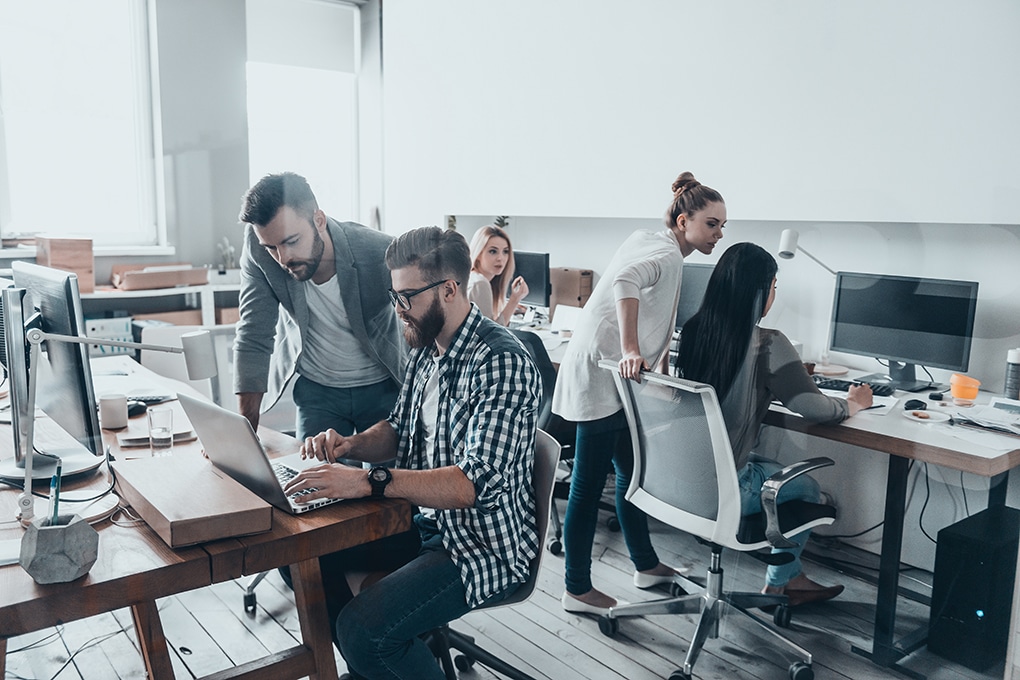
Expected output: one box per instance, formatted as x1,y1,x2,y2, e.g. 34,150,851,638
368,466,392,498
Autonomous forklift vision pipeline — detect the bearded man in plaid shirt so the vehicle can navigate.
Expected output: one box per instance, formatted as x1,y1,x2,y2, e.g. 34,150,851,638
285,226,541,680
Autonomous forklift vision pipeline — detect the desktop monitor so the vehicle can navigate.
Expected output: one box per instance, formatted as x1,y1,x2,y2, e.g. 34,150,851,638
511,251,551,308
829,272,979,392
0,262,104,481
675,263,714,330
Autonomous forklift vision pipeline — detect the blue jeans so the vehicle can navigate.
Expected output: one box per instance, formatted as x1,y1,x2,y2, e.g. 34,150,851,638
334,515,519,680
293,375,399,440
738,456,821,587
563,410,659,595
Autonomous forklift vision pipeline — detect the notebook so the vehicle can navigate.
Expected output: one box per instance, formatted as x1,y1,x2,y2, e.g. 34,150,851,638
177,393,342,514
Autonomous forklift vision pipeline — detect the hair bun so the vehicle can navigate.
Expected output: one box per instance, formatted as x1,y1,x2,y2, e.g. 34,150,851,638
672,171,699,195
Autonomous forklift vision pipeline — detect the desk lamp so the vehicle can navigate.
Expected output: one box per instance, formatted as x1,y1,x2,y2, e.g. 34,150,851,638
13,329,216,525
778,229,836,275
776,229,846,374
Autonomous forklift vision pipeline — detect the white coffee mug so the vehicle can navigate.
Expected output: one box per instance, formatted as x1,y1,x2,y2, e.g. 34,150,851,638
99,393,128,430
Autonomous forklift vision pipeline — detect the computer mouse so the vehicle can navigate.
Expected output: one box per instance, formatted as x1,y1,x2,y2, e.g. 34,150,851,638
127,400,148,418
903,399,927,411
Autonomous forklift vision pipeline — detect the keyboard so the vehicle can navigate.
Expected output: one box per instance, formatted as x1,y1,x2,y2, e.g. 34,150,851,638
274,463,317,498
812,375,895,397
129,394,175,405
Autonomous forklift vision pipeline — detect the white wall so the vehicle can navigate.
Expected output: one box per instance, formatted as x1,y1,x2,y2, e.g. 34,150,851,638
382,1,1020,231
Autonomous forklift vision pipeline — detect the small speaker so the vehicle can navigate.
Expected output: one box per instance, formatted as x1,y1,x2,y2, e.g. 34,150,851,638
928,506,1020,671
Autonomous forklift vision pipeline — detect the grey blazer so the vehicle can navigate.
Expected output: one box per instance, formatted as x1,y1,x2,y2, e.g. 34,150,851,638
233,218,406,412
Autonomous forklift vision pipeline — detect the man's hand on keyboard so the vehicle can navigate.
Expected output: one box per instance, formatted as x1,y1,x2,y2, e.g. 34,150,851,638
283,461,369,503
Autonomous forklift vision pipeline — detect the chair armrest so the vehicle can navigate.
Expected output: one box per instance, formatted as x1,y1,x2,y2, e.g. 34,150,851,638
760,457,834,548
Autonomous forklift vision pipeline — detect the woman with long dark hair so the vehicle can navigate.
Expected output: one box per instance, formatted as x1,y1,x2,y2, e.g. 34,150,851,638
553,172,726,615
674,242,872,605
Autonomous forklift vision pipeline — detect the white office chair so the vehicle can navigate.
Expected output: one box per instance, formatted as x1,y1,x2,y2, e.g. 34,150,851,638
595,361,836,680
428,428,561,679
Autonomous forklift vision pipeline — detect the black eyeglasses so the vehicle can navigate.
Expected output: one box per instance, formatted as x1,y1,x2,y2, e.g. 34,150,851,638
387,279,458,310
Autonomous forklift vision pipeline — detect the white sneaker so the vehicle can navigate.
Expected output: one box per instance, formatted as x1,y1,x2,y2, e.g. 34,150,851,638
561,592,622,616
633,565,690,589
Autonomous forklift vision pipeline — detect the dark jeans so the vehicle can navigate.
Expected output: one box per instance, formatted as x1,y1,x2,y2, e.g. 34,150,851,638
285,515,518,680
563,410,659,595
293,375,399,440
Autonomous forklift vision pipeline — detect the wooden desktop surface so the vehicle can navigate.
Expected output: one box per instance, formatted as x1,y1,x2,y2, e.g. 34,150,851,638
0,359,413,679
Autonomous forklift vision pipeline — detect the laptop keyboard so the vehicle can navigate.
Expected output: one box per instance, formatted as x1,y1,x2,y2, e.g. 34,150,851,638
274,463,318,499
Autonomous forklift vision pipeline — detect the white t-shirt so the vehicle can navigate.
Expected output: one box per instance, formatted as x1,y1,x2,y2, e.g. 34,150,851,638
297,275,391,388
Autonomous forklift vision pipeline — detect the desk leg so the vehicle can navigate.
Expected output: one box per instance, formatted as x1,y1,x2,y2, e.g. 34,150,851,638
292,557,340,680
131,600,176,679
851,455,926,679
1,637,7,677
989,472,1009,508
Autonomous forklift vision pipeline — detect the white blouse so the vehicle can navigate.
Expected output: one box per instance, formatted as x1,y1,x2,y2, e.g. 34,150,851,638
552,229,684,422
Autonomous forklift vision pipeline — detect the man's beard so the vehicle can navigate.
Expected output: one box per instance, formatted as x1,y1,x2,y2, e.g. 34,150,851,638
402,296,445,349
284,228,325,281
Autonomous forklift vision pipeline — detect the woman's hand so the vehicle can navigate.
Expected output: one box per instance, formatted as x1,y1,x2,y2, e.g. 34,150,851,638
508,276,529,306
846,383,874,415
618,352,649,382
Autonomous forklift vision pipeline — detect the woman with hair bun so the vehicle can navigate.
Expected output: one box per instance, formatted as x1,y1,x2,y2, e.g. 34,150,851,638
466,225,529,326
553,171,727,615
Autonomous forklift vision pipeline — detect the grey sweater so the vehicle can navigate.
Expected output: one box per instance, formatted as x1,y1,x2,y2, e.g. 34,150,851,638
721,328,848,470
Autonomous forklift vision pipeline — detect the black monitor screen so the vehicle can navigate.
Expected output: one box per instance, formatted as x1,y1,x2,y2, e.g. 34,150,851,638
11,261,103,457
829,272,978,385
511,251,551,308
675,264,714,330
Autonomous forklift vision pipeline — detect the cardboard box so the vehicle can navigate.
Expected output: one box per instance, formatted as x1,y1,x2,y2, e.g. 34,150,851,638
36,236,95,293
550,267,593,317
111,263,208,291
112,455,273,548
215,307,240,325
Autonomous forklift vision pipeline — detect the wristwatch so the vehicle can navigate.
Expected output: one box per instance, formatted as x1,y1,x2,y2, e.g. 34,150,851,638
368,466,393,498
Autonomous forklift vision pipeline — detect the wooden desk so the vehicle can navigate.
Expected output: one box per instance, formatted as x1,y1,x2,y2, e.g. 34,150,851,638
1,360,413,679
765,400,1020,678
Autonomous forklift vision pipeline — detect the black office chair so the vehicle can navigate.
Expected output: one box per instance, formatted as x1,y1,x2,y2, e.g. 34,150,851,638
509,329,618,555
595,361,836,680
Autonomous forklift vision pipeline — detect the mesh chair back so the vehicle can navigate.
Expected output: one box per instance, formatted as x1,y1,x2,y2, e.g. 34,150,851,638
599,361,746,549
509,329,557,430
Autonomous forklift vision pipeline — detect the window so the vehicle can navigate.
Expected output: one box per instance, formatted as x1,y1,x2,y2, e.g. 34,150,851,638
245,0,360,220
0,0,161,247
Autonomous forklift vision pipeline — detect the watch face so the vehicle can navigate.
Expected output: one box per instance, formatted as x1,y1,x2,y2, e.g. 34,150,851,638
370,468,386,482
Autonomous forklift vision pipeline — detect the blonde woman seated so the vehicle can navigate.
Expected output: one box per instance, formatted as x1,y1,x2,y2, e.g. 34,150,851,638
467,225,529,326
673,242,873,606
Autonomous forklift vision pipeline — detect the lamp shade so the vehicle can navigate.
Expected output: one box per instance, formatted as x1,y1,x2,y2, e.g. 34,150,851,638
778,229,799,259
180,330,217,380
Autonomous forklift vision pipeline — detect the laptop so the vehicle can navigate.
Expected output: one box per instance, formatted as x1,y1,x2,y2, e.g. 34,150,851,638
177,393,342,514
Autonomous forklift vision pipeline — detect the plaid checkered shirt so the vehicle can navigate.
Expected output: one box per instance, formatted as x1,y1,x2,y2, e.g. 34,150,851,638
387,306,541,607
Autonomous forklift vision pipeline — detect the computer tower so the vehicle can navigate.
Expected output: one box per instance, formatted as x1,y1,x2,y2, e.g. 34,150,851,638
927,505,1020,671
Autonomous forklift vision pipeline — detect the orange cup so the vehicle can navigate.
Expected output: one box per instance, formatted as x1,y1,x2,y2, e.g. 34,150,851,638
950,373,980,404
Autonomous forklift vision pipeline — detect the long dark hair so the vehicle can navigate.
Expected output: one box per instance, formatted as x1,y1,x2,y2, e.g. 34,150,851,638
673,242,778,401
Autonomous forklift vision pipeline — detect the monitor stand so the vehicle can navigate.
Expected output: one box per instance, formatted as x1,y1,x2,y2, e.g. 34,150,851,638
0,449,105,483
859,361,936,393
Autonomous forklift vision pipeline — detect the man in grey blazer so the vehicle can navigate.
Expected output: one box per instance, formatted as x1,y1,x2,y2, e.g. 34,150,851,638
234,172,406,439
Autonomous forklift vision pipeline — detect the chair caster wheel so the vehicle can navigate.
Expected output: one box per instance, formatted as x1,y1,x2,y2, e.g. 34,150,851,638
669,582,687,597
598,615,619,637
243,592,257,613
548,538,562,555
789,661,813,680
454,654,475,671
668,671,691,680
606,515,621,532
774,603,792,628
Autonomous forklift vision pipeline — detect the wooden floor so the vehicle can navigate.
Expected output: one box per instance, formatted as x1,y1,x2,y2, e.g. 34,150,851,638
4,506,1005,680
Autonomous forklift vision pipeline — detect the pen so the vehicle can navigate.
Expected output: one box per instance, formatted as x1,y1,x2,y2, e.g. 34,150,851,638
49,461,62,524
